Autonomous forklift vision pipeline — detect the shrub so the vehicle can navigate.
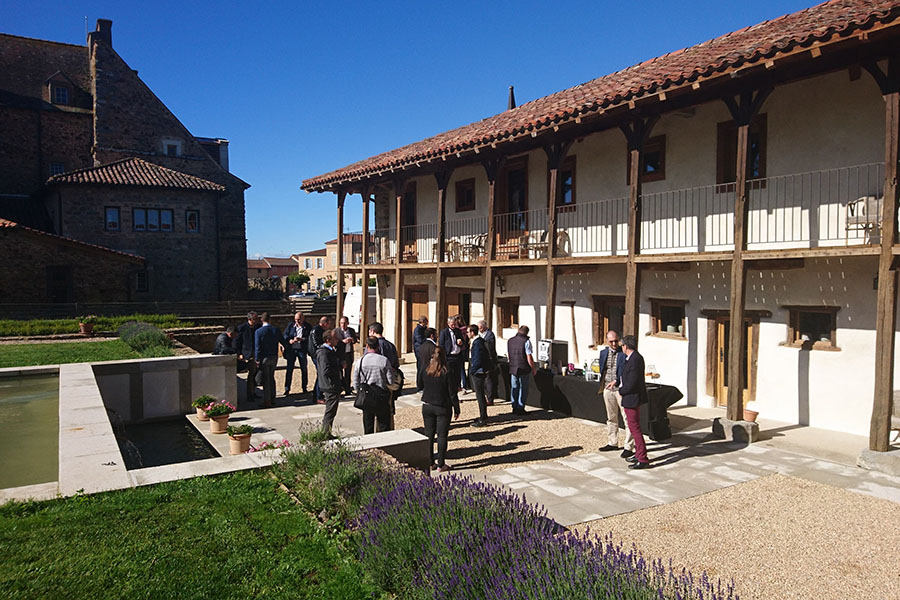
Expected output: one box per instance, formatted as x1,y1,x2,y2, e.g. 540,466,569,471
192,395,216,409
0,314,191,337
204,401,236,417
118,321,172,353
226,424,253,436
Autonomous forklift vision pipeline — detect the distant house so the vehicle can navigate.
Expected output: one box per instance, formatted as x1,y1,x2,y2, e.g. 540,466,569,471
264,257,299,278
291,248,333,291
0,19,249,302
247,259,270,279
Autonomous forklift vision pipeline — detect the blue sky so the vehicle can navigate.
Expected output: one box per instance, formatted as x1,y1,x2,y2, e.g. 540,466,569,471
6,0,816,258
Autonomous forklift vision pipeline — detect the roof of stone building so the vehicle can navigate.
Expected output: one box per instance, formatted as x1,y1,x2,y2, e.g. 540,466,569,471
0,33,90,108
302,0,900,191
264,257,299,267
0,217,144,262
247,259,270,269
47,157,226,191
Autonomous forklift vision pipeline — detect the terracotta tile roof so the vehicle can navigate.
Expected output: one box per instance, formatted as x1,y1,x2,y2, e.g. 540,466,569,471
0,217,145,262
292,248,327,257
302,0,900,191
247,259,270,269
264,256,299,267
48,157,225,192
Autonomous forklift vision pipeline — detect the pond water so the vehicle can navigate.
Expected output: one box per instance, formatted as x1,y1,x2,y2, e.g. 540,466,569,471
0,374,59,489
116,419,219,470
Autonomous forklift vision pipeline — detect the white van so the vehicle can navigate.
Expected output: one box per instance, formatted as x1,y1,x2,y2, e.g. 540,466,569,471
343,286,377,334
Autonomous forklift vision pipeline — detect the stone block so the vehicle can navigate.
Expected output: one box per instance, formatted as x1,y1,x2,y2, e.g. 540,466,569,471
857,447,900,477
338,429,431,471
711,417,759,443
143,370,180,419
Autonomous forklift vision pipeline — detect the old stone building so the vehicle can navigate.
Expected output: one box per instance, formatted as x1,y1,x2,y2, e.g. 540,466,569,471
0,19,248,302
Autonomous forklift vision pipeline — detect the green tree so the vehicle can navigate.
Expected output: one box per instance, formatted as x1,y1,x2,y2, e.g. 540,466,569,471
287,271,311,290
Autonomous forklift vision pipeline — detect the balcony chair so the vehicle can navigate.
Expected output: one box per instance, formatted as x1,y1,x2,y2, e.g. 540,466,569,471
461,233,487,261
519,230,572,258
845,195,882,243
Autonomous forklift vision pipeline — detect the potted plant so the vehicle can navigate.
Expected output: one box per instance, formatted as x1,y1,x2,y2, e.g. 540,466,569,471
192,394,216,421
227,424,253,454
78,315,97,336
204,401,236,434
743,400,760,423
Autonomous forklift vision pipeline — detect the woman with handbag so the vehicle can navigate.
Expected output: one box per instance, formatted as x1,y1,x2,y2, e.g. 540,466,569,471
421,346,460,472
353,337,394,434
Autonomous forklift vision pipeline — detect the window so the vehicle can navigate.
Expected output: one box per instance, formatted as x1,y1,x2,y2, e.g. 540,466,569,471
147,209,159,232
133,208,173,232
330,251,337,266
717,114,767,184
557,156,576,212
105,207,120,231
185,210,199,233
650,298,687,339
52,85,69,105
161,139,182,157
455,178,476,212
497,297,520,332
592,295,625,346
305,258,312,269
160,209,173,232
133,208,146,231
316,257,324,269
50,162,66,176
135,271,149,293
786,306,839,350
626,135,666,183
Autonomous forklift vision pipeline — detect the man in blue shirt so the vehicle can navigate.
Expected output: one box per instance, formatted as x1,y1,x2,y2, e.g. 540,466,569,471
254,312,281,408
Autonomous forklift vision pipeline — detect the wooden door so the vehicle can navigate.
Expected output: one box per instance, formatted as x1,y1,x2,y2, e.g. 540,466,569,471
444,289,471,325
715,317,752,407
406,287,428,351
401,183,417,260
496,159,529,257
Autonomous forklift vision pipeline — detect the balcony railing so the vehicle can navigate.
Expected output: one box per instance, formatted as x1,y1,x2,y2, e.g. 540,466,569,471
341,231,363,266
445,215,489,262
556,196,628,257
746,163,884,249
370,228,397,265
640,184,735,253
494,208,549,260
400,222,439,263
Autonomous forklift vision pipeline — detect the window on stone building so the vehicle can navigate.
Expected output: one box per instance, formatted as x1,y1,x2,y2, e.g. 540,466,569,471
786,306,839,350
52,85,69,105
146,209,160,232
161,139,182,157
135,270,149,293
557,156,576,212
455,178,476,212
186,210,199,233
105,207,120,231
160,209,173,232
650,298,687,339
497,297,520,333
316,258,324,269
330,251,337,266
626,135,666,184
50,162,66,176
133,208,146,231
305,258,312,269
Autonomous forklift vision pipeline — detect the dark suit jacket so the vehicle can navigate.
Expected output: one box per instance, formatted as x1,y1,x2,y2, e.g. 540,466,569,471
282,321,311,355
598,347,626,383
412,325,427,354
617,350,649,409
439,327,464,362
481,329,497,361
212,333,237,355
236,321,260,358
469,336,491,375
415,339,437,390
308,325,325,356
316,345,342,392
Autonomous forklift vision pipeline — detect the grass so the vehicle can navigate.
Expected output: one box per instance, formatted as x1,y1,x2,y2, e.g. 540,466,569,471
0,340,173,367
0,471,382,600
0,314,192,337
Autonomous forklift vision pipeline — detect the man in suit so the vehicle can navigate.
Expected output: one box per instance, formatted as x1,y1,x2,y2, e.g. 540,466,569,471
507,325,536,415
439,316,465,395
309,316,331,402
254,312,281,408
477,320,498,403
316,328,343,436
467,324,493,427
617,335,650,469
412,316,428,355
236,311,261,401
415,327,438,391
597,330,633,458
336,316,358,395
282,311,311,396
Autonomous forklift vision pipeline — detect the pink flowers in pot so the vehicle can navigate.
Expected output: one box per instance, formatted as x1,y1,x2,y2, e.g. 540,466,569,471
203,401,237,417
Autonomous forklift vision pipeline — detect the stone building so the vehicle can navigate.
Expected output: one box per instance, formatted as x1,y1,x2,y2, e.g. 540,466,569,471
0,19,249,302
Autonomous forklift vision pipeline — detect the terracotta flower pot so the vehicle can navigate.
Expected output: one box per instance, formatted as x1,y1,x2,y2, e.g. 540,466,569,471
228,433,251,455
196,407,209,421
743,408,759,423
79,322,94,335
209,414,230,434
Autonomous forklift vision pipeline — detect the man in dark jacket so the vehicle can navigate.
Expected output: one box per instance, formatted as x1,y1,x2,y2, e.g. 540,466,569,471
309,316,331,401
415,327,438,391
212,327,237,355
477,320,498,402
507,325,536,415
412,316,428,355
467,325,493,427
282,311,311,396
254,312,281,408
236,312,261,401
617,335,650,470
316,328,343,436
439,316,465,394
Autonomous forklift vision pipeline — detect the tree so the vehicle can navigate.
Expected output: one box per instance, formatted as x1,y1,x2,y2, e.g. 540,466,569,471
287,271,310,290
323,278,337,293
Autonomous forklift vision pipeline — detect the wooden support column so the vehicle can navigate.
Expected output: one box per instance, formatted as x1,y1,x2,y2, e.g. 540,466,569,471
394,178,406,265
392,178,407,346
865,58,900,451
619,116,658,337
722,86,772,422
543,142,572,339
435,170,452,263
436,267,446,331
361,188,371,340
482,159,502,330
335,190,346,322
483,265,494,330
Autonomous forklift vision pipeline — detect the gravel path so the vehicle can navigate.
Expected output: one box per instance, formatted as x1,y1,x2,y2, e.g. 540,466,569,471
571,474,900,600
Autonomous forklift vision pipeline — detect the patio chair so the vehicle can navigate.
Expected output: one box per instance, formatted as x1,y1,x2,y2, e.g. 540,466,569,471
845,195,882,243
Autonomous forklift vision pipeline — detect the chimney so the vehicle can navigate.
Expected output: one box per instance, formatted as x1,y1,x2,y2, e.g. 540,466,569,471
508,85,516,110
88,19,112,47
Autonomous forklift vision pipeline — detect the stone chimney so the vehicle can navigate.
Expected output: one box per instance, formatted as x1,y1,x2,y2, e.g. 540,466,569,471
88,19,112,47
508,85,516,110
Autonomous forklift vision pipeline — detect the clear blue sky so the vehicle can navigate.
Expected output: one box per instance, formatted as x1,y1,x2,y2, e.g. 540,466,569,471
7,0,816,258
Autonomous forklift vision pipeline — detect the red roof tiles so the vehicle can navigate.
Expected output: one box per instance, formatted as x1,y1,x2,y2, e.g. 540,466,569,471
48,157,225,192
0,218,144,262
302,0,900,191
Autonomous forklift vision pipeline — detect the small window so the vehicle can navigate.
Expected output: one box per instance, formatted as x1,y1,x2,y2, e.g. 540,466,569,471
105,207,120,231
185,210,199,233
330,251,337,266
497,297,520,332
50,162,66,176
786,306,839,350
161,139,182,157
166,144,178,157
305,258,312,269
52,86,69,105
160,209,173,232
455,178,476,212
133,208,146,231
717,115,767,184
626,135,666,184
135,271,149,293
146,209,160,232
650,298,687,339
316,258,324,269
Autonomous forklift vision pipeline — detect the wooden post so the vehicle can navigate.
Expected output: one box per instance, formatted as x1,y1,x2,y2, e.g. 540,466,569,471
394,178,406,264
619,117,658,337
543,142,572,340
435,170,452,263
865,59,900,451
336,190,346,322
391,178,406,347
436,267,446,331
483,159,502,331
722,87,771,422
361,188,371,340
484,265,494,330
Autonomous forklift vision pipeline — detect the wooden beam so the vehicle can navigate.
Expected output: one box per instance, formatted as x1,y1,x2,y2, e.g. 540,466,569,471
492,266,536,276
394,178,406,265
483,159,502,261
436,267,446,331
435,170,452,264
442,266,484,277
543,141,571,338
335,190,346,321
483,265,494,330
393,268,403,351
869,57,900,452
744,258,804,271
642,261,691,272
556,264,600,275
361,188,371,340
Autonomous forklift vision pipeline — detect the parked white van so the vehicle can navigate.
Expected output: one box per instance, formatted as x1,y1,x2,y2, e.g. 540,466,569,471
343,286,377,334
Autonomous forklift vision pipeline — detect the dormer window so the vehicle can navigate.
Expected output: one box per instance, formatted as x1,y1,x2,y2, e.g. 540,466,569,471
51,85,69,105
161,138,182,157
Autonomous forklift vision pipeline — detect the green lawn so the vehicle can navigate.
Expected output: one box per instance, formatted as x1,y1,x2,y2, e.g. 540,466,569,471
0,471,381,600
0,340,173,368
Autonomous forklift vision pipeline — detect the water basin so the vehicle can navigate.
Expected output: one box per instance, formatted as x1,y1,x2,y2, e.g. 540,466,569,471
0,374,59,489
116,419,219,470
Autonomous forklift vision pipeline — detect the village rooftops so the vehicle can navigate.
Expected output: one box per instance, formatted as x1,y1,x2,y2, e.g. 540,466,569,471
302,0,900,192
47,157,225,192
